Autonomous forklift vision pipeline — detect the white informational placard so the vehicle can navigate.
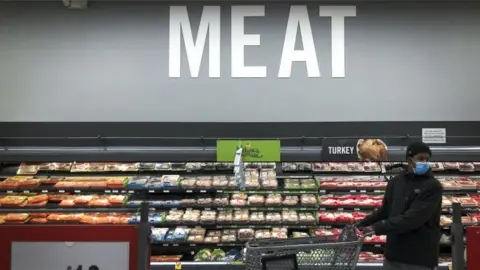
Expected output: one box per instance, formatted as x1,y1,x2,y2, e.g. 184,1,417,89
422,128,447,144
11,242,129,270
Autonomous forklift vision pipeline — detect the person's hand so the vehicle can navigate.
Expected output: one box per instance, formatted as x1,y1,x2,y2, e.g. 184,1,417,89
361,226,375,235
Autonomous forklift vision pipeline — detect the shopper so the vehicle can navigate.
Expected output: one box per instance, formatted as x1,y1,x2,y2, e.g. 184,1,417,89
358,141,442,270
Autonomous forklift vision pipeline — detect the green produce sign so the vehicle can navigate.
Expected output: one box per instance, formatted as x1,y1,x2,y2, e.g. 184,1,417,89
216,140,281,162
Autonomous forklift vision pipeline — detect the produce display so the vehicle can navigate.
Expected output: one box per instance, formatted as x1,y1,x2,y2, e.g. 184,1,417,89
2,160,477,265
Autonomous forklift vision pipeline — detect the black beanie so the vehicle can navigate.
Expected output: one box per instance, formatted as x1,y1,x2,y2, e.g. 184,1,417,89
406,142,432,159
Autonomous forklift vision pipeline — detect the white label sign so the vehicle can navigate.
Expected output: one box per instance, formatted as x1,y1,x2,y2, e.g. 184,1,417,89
422,128,446,144
11,242,129,270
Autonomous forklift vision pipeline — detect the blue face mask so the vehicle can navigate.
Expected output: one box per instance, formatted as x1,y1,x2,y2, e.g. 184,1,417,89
413,162,430,175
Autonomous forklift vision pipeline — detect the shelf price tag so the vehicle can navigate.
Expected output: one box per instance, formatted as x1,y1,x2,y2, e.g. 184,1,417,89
11,242,129,270
175,262,182,270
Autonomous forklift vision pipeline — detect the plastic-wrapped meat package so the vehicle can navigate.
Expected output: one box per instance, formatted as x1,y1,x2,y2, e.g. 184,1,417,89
233,210,249,224
180,177,197,189
217,210,233,224
16,163,39,175
212,194,230,207
215,162,233,170
212,176,229,189
170,163,187,171
204,230,222,243
284,179,300,189
0,196,27,206
73,195,96,205
0,179,19,188
459,163,475,172
117,163,138,172
27,194,49,204
200,210,217,225
265,194,282,206
155,163,172,171
136,163,156,170
299,212,315,224
266,212,282,224
185,162,201,171
221,230,237,243
282,163,298,172
443,162,459,170
106,177,126,188
347,163,365,172
200,163,216,171
108,195,126,205
162,175,181,187
297,162,312,171
45,162,72,171
237,228,255,242
248,195,265,206
196,196,213,207
249,212,265,224
4,213,29,222
282,210,298,224
282,196,299,206
271,227,288,239
301,194,317,206
313,163,330,172
182,210,200,225
301,179,317,190
255,229,271,239
196,176,212,189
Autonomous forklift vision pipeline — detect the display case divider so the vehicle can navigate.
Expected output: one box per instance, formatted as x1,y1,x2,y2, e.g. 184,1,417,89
137,202,151,270
451,202,465,270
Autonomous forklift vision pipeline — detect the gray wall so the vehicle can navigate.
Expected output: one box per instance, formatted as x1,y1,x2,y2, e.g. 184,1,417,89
0,2,479,122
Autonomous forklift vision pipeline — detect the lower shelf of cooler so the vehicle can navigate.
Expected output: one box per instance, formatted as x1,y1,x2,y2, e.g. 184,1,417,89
149,262,452,270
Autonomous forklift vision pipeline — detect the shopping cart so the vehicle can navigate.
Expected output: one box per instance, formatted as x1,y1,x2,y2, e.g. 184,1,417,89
245,225,373,270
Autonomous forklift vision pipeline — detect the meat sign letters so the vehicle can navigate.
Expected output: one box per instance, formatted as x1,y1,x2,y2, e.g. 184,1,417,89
169,5,356,78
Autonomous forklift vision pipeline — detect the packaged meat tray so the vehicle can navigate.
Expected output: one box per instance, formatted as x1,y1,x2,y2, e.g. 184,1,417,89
238,228,254,241
221,229,237,243
127,177,149,189
187,162,203,171
282,163,298,171
170,163,187,171
196,176,212,189
204,231,222,243
282,195,299,206
215,162,233,170
217,210,233,224
200,210,217,225
0,196,27,206
250,212,266,224
155,163,172,171
162,175,181,187
265,194,282,206
429,162,444,171
271,227,288,239
4,213,30,222
17,163,39,175
265,212,282,224
458,162,475,172
248,195,265,206
233,210,249,224
136,163,156,170
212,176,229,189
443,162,459,170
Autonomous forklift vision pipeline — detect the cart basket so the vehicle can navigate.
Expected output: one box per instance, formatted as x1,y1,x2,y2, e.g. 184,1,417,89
245,225,372,270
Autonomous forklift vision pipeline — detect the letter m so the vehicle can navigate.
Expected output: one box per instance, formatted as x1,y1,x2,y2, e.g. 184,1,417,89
169,6,221,78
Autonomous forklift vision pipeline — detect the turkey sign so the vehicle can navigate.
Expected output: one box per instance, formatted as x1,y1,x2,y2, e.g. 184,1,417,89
169,5,356,78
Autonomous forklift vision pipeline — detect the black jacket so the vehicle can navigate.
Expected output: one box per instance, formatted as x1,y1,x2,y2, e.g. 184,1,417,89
358,170,442,268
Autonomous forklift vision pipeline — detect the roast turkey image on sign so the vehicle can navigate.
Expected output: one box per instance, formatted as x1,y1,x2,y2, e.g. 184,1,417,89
356,139,388,162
